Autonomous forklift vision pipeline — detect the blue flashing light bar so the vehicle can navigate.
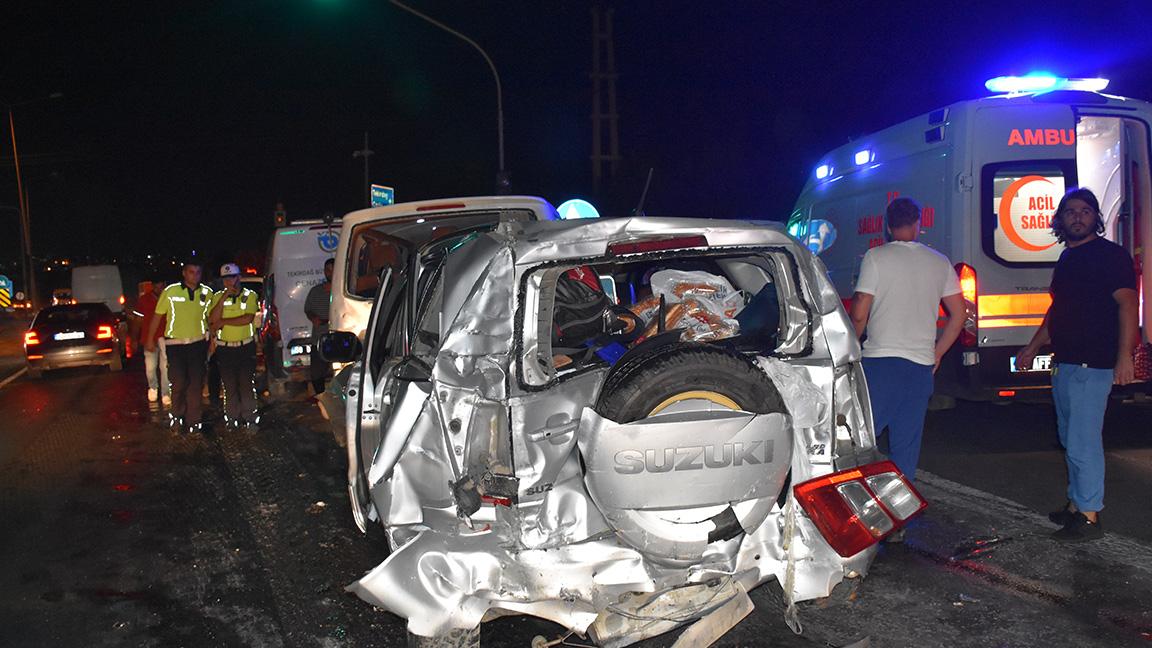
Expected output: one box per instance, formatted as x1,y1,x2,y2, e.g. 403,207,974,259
985,74,1109,94
854,149,873,166
815,164,832,180
556,198,600,220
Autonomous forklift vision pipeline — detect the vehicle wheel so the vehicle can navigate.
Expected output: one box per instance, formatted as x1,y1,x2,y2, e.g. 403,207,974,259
26,367,42,379
595,342,786,422
407,626,480,648
110,351,124,372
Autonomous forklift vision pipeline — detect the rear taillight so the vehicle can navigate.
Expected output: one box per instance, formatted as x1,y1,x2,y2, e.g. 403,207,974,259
118,295,126,305
793,460,927,557
955,263,978,347
263,304,281,342
608,236,709,255
96,325,114,340
24,331,40,345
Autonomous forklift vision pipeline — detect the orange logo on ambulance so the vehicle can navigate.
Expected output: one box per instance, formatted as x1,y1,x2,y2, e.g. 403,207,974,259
998,175,1059,252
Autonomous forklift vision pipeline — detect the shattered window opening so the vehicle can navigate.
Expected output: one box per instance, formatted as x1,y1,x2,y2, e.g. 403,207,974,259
522,251,791,387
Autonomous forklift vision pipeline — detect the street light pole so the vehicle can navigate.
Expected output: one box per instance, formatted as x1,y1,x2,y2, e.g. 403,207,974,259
388,1,509,193
8,109,36,311
4,92,62,312
352,131,374,207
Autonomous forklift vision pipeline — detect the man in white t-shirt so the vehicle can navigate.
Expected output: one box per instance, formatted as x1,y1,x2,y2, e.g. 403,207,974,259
850,197,965,488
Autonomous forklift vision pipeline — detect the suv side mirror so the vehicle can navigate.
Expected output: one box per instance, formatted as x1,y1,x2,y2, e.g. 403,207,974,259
318,331,362,363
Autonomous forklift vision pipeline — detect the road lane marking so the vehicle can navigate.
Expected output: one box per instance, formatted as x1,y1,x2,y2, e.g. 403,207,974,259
0,367,27,390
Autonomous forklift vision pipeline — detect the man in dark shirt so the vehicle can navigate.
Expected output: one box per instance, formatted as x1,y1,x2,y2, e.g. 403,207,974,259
1017,188,1139,542
304,258,334,395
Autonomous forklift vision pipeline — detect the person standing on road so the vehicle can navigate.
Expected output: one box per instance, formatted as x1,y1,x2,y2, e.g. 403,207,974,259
209,263,260,430
850,197,966,490
304,258,334,396
136,276,170,406
1016,187,1139,543
145,261,213,434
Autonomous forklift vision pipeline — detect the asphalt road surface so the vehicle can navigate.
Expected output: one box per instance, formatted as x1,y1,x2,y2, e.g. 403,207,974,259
1,348,1150,647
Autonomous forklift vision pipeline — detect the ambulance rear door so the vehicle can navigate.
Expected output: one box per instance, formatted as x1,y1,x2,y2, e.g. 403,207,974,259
968,101,1077,388
969,96,1152,389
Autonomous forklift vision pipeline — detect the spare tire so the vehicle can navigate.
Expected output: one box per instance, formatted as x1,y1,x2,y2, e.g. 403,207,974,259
595,343,786,421
584,343,792,566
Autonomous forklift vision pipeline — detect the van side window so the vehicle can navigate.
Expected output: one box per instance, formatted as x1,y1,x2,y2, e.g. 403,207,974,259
346,209,536,302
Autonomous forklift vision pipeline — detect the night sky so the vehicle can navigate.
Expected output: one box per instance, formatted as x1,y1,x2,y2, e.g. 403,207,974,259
3,0,1152,273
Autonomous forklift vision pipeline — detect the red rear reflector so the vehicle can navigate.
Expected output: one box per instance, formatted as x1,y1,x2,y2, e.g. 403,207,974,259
998,390,1016,397
96,325,114,340
609,235,708,255
416,203,467,212
96,348,113,354
24,331,39,345
955,263,978,348
27,354,44,360
480,495,512,507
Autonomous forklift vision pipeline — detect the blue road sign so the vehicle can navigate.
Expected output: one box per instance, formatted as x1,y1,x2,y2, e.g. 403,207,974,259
371,184,395,207
0,275,12,309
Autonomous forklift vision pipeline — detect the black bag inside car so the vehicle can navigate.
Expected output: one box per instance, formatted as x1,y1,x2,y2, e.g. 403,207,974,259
553,267,612,349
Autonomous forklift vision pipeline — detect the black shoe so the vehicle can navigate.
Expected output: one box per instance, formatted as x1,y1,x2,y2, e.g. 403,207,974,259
1048,502,1075,526
1052,512,1104,542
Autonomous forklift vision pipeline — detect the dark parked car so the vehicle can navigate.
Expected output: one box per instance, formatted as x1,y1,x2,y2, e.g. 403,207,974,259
24,303,125,378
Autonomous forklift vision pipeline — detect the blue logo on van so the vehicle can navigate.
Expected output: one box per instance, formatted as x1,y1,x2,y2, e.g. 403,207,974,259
806,219,836,254
318,230,340,253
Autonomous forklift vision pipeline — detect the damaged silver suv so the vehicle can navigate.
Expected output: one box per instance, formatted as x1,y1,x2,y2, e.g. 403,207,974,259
321,211,926,646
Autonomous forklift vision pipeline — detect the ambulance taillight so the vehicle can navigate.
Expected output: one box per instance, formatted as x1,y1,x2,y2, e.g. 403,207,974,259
956,263,978,347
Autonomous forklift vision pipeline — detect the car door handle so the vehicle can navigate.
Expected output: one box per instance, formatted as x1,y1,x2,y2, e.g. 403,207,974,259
527,413,578,445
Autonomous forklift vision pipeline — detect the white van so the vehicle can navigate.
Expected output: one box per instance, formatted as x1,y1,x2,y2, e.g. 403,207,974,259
789,76,1151,400
262,220,341,394
71,265,125,314
328,196,559,341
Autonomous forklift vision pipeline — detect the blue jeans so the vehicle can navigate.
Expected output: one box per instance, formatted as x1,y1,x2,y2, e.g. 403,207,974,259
143,339,169,398
1051,363,1113,512
862,357,935,482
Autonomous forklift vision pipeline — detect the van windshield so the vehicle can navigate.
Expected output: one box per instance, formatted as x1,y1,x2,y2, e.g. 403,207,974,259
346,209,534,301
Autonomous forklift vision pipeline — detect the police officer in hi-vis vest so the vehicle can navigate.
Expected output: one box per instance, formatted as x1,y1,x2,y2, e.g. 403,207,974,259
208,263,260,429
145,260,213,433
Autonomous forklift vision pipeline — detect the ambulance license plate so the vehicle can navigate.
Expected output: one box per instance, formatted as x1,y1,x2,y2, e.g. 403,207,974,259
1010,354,1051,372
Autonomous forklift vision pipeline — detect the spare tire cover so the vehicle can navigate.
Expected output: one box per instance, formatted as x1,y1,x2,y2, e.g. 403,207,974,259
581,344,792,566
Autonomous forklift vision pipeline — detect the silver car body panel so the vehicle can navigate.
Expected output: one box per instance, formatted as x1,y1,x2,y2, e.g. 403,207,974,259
346,215,881,640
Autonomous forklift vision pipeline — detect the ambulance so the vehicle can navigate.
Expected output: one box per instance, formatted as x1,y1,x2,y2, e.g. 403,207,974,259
788,75,1151,400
